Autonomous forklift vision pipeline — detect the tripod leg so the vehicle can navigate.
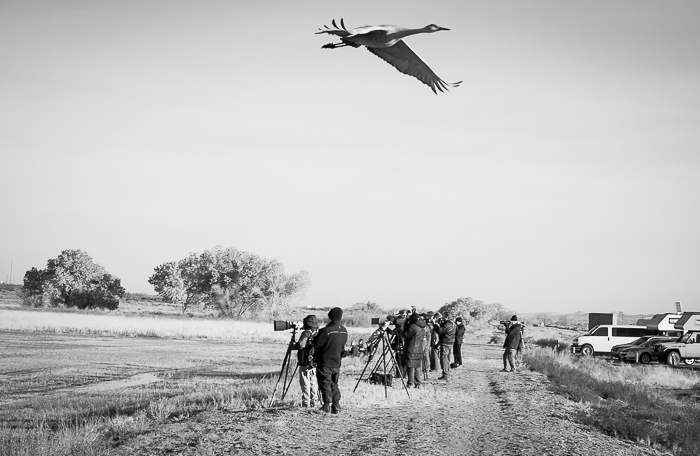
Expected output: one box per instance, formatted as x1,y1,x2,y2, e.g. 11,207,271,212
281,363,299,401
383,332,410,398
382,337,388,399
269,345,291,407
353,340,379,392
269,330,296,407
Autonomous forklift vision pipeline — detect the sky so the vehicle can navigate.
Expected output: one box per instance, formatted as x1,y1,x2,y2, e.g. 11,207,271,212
1,0,699,315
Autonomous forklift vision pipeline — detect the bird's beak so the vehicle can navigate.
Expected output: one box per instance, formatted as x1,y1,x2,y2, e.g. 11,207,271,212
438,27,450,31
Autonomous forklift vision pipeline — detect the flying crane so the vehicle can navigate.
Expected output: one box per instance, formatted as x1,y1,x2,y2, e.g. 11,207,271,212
316,18,461,94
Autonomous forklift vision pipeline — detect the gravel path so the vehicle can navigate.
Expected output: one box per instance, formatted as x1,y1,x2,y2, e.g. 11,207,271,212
118,342,669,455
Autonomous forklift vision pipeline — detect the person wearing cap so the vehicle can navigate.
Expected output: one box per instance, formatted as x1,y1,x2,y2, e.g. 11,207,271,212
313,307,349,414
403,312,426,388
295,314,319,408
501,315,523,373
451,316,466,368
435,312,456,381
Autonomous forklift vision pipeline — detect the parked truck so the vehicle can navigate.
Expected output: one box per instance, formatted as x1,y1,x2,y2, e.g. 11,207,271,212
651,312,700,365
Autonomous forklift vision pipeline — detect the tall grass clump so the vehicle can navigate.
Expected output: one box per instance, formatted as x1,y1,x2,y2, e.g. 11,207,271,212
525,347,700,456
530,337,570,352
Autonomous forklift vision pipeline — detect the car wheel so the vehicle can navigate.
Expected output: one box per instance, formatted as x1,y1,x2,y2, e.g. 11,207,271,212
684,358,695,365
639,353,651,364
581,345,594,357
666,351,681,366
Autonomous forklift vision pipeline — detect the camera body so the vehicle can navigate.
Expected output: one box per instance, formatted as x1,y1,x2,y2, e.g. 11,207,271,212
273,320,302,331
371,314,399,326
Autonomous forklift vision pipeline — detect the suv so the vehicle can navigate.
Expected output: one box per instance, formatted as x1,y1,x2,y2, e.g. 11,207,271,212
571,325,655,356
653,332,700,366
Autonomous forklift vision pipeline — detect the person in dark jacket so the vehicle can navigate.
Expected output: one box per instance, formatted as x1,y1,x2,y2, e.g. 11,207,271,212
436,313,456,381
420,314,431,379
403,312,426,388
451,316,466,368
295,314,319,408
428,312,440,371
501,315,523,373
313,307,348,413
391,313,407,378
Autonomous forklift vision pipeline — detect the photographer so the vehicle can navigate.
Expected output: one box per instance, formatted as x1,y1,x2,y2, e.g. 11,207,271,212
427,312,440,372
390,312,407,379
295,315,319,408
435,312,456,381
403,312,426,388
451,316,466,368
313,307,348,414
421,314,431,380
501,315,523,373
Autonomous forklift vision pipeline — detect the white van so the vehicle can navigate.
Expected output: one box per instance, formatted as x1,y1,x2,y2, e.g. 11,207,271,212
571,325,655,356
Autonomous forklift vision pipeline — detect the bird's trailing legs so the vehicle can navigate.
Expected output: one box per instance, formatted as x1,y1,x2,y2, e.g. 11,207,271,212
322,42,360,49
321,42,349,49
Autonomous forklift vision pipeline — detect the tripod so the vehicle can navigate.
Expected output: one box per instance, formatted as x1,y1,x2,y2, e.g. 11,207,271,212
268,327,299,407
353,327,410,398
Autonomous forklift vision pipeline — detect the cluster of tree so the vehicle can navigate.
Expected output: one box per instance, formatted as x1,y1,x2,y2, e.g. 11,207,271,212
21,249,125,310
148,246,310,318
437,297,511,324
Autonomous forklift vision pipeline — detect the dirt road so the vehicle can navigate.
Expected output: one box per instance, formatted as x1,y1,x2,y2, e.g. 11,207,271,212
115,342,667,456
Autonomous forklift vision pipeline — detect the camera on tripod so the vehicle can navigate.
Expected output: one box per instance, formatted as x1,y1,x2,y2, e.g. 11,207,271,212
273,320,302,331
371,314,398,326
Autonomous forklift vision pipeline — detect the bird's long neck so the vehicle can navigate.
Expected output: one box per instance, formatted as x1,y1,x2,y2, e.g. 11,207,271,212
391,26,430,40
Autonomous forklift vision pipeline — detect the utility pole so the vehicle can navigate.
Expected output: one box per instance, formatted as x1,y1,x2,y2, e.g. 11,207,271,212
9,259,12,285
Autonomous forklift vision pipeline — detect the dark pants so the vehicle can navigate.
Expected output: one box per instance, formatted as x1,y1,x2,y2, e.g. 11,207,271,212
440,344,452,379
431,347,440,370
453,343,463,365
503,347,515,371
394,349,405,378
316,366,340,407
407,366,422,387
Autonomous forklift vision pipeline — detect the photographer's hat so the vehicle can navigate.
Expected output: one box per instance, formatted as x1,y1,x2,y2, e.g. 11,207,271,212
328,307,343,323
511,315,518,321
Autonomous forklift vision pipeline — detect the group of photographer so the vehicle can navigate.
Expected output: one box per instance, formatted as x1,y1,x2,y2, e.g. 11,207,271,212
387,309,467,384
291,307,481,413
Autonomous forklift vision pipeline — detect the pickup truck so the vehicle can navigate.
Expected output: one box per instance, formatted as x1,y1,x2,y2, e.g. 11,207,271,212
653,331,700,366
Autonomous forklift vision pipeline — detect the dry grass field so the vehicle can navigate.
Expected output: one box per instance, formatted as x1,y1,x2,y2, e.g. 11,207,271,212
1,306,699,455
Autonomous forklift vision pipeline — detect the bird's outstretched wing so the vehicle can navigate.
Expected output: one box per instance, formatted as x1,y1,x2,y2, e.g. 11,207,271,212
316,18,351,37
366,41,461,94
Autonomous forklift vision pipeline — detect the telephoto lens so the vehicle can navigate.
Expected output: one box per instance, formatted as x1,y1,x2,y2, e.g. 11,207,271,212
273,320,299,331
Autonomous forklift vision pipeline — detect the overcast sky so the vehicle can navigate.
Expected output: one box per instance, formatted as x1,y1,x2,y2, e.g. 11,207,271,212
1,0,698,315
